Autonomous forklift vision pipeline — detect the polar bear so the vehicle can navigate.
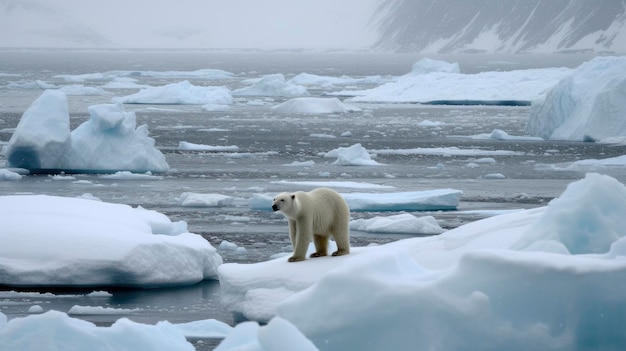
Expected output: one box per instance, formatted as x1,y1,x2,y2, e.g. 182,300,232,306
272,187,350,262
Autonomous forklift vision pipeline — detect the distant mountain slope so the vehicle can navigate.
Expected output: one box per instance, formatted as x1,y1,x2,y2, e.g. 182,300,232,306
373,0,626,53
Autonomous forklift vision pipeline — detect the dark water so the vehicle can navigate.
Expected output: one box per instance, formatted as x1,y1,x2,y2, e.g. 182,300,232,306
0,50,622,349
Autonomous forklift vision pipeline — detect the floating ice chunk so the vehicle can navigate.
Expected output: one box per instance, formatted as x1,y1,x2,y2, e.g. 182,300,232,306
112,80,232,105
418,120,443,127
178,141,239,152
202,103,231,112
289,72,386,86
0,169,22,180
4,92,169,173
232,74,309,97
483,173,506,179
273,97,361,114
325,143,382,166
174,318,233,339
350,213,444,234
282,160,315,167
407,58,460,75
3,90,71,170
180,192,234,207
528,56,626,141
0,195,222,287
68,305,140,315
27,305,43,314
0,310,195,351
471,129,543,141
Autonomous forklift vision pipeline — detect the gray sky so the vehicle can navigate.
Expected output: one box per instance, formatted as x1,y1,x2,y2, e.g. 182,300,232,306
0,0,381,49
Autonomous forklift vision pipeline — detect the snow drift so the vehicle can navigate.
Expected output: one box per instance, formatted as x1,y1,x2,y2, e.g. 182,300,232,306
527,56,626,141
2,90,169,173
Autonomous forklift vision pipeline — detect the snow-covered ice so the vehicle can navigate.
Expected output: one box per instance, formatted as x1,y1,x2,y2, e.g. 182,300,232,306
324,143,382,166
215,317,318,351
470,129,543,141
350,213,444,235
3,91,169,173
219,173,626,351
178,141,239,152
179,192,236,207
273,97,361,114
330,58,571,103
232,74,309,97
112,80,233,105
249,189,461,212
0,195,222,287
527,56,626,141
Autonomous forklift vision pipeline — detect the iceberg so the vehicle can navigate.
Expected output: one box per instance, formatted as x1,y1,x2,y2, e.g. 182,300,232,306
232,74,309,97
273,97,361,114
219,173,626,351
332,59,570,104
3,91,169,173
249,189,461,212
324,143,382,166
112,80,233,105
527,56,626,141
0,195,222,287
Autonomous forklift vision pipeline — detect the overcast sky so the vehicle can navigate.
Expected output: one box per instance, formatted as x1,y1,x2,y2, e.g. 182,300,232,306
0,0,381,49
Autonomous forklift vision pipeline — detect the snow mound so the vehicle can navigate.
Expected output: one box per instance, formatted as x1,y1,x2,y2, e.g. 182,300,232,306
112,80,233,105
3,91,169,173
0,311,195,351
324,143,382,166
527,56,626,141
249,189,461,212
350,213,444,235
232,74,309,97
220,174,626,351
273,97,361,114
0,195,222,287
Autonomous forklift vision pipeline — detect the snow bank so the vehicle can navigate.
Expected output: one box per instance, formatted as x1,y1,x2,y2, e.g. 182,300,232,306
249,189,461,212
220,173,626,351
0,311,195,351
272,97,360,114
0,195,222,287
324,143,382,166
332,59,570,103
232,74,309,97
350,213,444,235
3,91,169,173
112,80,232,105
527,56,626,141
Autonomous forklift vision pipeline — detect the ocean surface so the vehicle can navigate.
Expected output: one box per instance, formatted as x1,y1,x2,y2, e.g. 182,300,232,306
1,49,624,349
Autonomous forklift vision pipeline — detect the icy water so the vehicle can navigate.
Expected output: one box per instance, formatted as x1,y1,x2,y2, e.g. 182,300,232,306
1,50,625,349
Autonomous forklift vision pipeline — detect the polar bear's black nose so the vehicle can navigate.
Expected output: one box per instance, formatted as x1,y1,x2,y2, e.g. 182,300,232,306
272,204,279,211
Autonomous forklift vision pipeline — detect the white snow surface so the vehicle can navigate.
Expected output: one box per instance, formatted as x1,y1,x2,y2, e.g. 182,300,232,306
232,74,309,97
527,56,626,141
331,58,571,103
350,213,444,235
0,195,222,287
249,188,461,212
112,80,233,105
272,97,360,114
2,91,169,173
219,173,626,351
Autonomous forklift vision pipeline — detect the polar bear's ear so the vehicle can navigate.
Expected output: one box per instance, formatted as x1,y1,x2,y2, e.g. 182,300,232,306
291,194,295,200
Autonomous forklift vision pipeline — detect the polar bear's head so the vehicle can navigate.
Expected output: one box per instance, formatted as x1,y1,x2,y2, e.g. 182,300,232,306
272,192,296,215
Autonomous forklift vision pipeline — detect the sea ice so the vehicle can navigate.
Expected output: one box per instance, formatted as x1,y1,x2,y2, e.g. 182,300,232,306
272,97,361,114
179,192,235,207
350,213,444,235
249,189,461,212
178,141,239,152
219,173,626,351
232,74,309,97
0,195,222,287
527,56,626,141
324,143,382,166
3,91,169,173
112,80,232,105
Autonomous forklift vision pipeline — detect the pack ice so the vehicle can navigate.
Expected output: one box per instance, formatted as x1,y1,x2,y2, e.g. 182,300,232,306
2,90,169,173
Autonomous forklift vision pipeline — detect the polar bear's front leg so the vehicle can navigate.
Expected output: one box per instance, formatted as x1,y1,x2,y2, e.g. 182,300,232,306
288,217,312,262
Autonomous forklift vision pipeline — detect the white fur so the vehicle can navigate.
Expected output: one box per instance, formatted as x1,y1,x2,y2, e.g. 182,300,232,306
272,187,350,262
